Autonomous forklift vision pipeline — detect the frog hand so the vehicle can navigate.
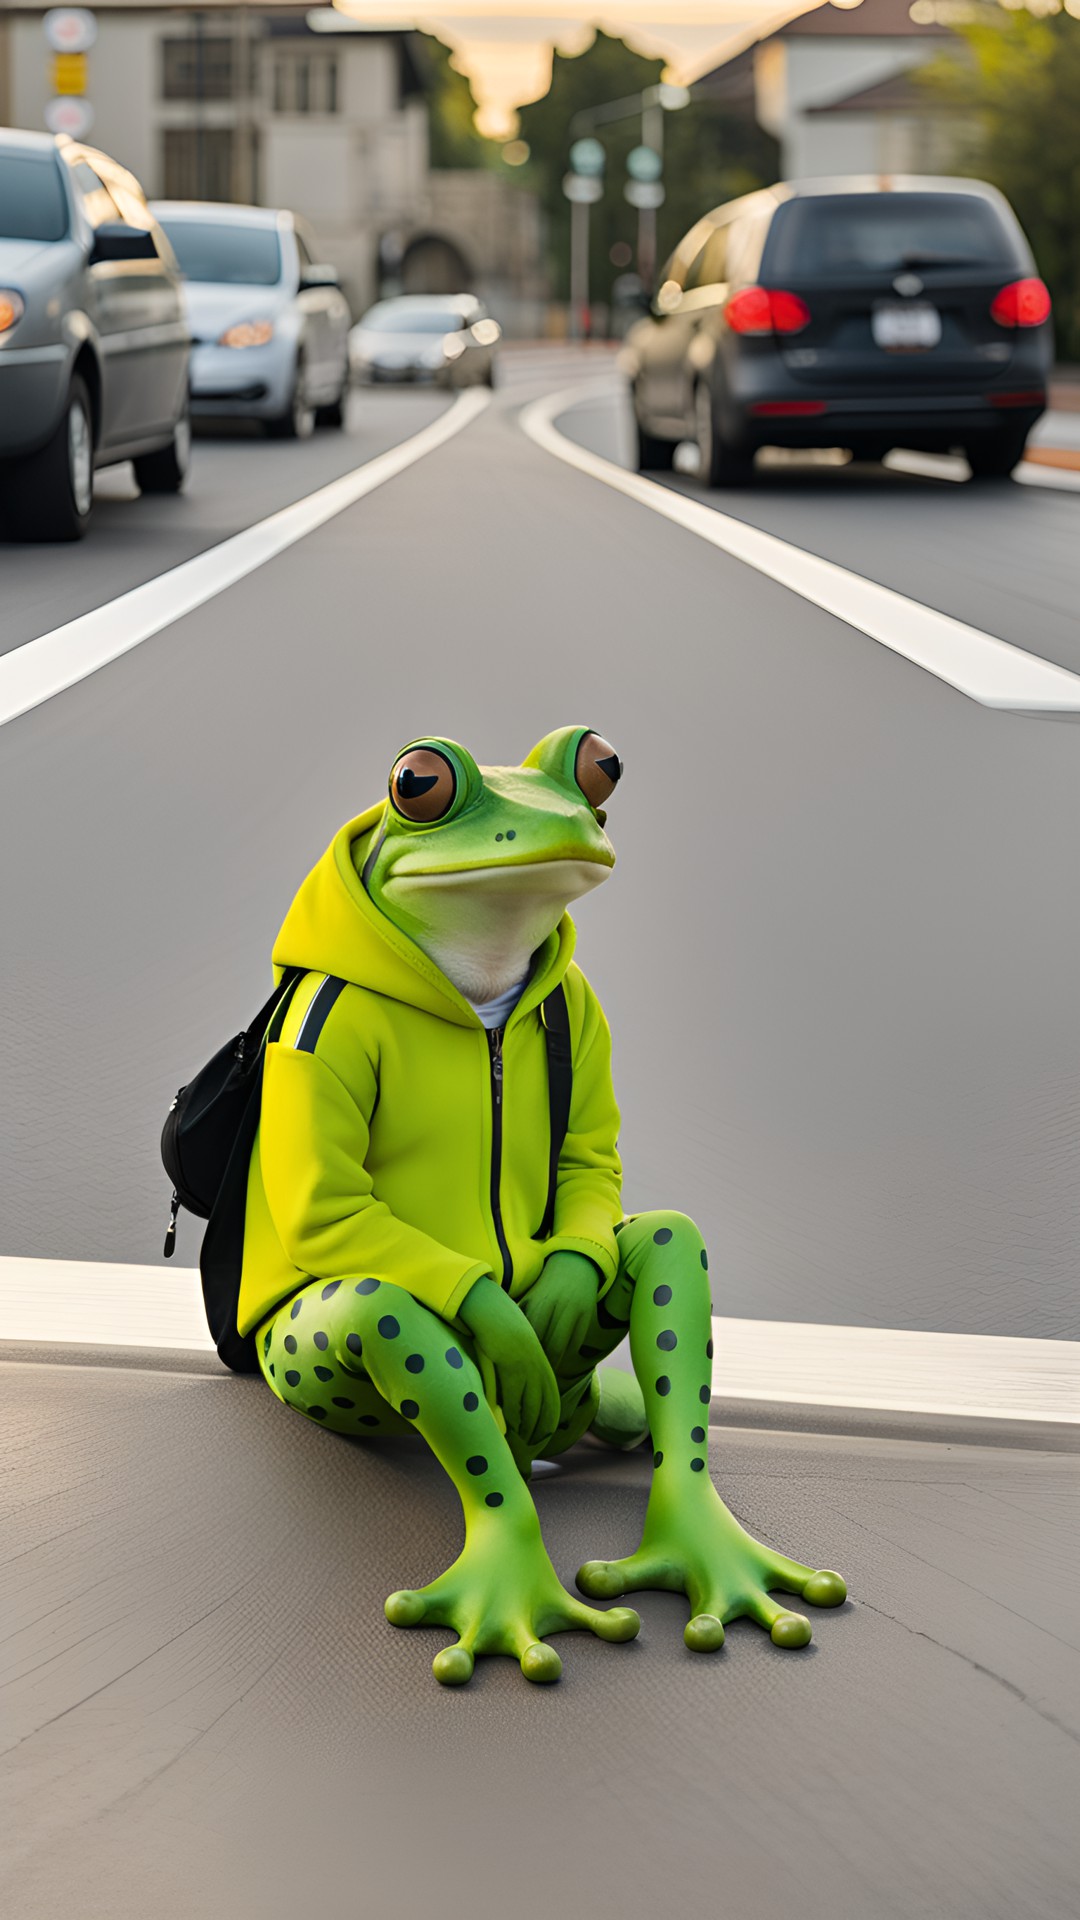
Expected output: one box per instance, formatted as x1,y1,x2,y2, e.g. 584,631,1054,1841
577,1499,846,1653
386,1518,640,1686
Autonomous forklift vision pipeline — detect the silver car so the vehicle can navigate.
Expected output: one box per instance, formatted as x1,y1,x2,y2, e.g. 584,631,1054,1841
0,129,190,541
350,294,501,389
153,202,351,438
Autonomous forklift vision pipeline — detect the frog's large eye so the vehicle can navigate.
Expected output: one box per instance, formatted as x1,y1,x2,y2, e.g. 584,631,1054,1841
575,733,623,809
389,746,457,823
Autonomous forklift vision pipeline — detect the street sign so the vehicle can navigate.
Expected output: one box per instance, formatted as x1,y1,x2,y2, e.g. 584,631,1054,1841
568,137,605,178
43,8,96,53
563,172,603,205
625,180,665,211
44,95,93,137
658,83,691,112
52,52,87,95
626,144,662,184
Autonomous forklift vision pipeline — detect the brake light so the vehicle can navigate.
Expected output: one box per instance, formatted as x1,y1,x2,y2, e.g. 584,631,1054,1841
990,278,1051,328
726,287,811,336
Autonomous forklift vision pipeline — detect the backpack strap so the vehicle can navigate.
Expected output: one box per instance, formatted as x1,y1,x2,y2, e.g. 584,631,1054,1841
538,983,572,1240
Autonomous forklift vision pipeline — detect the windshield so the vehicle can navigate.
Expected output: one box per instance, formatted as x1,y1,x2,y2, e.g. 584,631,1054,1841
158,219,282,286
361,304,466,334
768,195,1017,278
0,152,69,243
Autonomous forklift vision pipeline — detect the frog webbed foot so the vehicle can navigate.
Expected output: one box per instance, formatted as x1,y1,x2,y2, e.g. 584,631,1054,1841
577,1524,846,1654
386,1520,640,1686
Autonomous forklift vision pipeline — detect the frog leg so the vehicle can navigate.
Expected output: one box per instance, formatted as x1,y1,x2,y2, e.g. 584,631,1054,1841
575,1212,848,1652
261,1276,638,1684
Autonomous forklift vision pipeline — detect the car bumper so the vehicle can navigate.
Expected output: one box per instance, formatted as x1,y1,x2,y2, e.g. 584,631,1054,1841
728,391,1047,452
0,344,71,458
188,341,294,418
353,362,446,386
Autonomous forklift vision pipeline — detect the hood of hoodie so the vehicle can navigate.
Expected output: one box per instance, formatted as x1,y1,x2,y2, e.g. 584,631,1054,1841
272,805,577,1029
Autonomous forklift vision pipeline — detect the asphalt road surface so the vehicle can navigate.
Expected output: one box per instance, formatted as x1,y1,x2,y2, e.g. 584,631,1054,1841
1,349,1077,1918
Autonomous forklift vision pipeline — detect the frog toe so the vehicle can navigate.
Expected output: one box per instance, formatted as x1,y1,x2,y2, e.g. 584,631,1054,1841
576,1559,627,1600
802,1569,847,1608
770,1611,813,1649
433,1643,475,1686
385,1587,433,1627
520,1642,562,1684
684,1612,726,1653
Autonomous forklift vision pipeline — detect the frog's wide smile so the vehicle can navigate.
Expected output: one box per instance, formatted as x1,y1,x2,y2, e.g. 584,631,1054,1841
388,846,614,885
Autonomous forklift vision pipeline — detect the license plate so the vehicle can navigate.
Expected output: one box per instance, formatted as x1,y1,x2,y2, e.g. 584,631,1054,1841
871,303,941,351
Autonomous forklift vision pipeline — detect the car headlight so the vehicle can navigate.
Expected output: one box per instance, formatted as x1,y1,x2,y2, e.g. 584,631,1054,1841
219,319,274,348
471,318,500,347
0,291,25,335
442,333,467,360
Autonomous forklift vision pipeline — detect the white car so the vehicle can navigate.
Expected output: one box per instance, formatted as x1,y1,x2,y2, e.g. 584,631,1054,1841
350,294,500,389
153,201,351,438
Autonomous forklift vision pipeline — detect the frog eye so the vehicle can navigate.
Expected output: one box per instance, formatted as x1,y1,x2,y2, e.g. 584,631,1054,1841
575,733,623,809
389,746,457,823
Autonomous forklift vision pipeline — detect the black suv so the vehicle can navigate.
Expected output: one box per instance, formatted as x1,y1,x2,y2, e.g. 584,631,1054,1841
623,176,1052,485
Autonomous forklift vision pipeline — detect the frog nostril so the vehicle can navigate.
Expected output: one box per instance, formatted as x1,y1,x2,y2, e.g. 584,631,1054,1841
506,830,516,840
495,833,504,842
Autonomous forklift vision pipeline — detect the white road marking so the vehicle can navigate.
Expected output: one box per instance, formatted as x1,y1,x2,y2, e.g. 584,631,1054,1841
1,1256,1076,1424
0,388,490,731
520,384,1080,713
886,446,1080,493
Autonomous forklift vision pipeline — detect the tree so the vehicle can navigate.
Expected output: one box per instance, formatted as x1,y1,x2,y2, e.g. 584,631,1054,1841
926,13,1080,359
516,31,777,304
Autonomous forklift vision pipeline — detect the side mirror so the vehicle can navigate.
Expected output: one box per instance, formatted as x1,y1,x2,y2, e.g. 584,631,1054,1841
299,264,339,292
90,223,158,266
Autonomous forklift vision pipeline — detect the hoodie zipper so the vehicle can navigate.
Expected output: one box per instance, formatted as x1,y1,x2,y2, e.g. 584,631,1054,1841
487,1026,513,1291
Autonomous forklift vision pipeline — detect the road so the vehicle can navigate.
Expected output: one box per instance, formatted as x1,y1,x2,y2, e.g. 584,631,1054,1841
1,349,1077,1917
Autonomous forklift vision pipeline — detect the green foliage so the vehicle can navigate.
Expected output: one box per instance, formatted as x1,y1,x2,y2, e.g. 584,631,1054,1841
925,13,1080,359
412,33,494,171
516,31,777,303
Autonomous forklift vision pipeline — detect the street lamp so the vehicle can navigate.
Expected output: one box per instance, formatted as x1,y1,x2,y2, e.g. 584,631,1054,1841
568,81,690,296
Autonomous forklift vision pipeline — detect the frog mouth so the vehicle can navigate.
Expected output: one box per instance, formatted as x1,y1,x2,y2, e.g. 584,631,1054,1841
384,855,612,897
393,846,614,883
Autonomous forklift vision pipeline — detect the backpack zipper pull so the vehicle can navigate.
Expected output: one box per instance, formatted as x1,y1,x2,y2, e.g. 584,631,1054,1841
163,1189,180,1259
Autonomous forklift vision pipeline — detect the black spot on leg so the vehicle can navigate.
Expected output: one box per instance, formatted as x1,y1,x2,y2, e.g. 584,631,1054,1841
359,1414,380,1427
345,1333,363,1358
400,1399,420,1420
308,1407,327,1420
485,1492,504,1508
284,1335,297,1354
284,1369,300,1387
655,1375,671,1396
313,1331,329,1351
332,1396,355,1409
445,1348,463,1369
405,1354,425,1374
378,1316,401,1340
653,1227,673,1245
314,1365,334,1382
652,1284,672,1306
700,1249,709,1270
466,1455,488,1476
706,1338,714,1359
699,1385,711,1404
290,1299,302,1320
463,1392,479,1411
691,1426,706,1443
321,1281,342,1300
653,1450,664,1467
691,1458,705,1472
355,1278,380,1294
656,1330,677,1351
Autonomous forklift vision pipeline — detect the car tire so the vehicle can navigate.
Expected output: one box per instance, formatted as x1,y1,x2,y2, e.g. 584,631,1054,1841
5,374,94,542
267,364,315,440
694,381,753,488
634,412,676,472
966,429,1029,480
484,361,497,390
133,402,191,494
315,369,349,430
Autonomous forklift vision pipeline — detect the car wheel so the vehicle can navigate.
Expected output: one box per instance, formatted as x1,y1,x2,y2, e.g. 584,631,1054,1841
5,374,94,542
634,410,676,472
694,381,753,488
133,401,191,494
267,364,315,440
966,428,1029,480
484,361,497,390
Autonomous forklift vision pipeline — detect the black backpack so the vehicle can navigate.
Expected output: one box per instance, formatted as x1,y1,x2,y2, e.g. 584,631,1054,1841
161,974,572,1374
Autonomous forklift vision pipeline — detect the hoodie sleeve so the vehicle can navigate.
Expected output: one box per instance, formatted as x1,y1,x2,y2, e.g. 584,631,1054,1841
542,975,623,1292
258,1040,491,1323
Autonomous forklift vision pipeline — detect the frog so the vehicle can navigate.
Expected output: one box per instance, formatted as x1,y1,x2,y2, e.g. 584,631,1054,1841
244,725,847,1684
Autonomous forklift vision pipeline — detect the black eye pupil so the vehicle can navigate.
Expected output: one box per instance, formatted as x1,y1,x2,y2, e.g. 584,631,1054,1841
596,752,622,784
397,767,439,798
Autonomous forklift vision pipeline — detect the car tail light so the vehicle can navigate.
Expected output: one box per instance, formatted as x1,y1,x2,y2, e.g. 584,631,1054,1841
0,290,25,334
726,287,810,336
990,278,1051,328
750,400,828,417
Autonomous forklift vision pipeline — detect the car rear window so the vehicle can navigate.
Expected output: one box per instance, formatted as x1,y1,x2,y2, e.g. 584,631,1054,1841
767,194,1019,278
158,219,281,285
361,304,466,333
0,152,69,243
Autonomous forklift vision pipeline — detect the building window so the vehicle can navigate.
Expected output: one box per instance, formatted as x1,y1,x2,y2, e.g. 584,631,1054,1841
161,37,254,103
272,54,339,115
162,127,236,203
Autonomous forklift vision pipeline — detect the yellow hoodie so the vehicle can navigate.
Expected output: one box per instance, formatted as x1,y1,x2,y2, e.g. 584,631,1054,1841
237,808,623,1337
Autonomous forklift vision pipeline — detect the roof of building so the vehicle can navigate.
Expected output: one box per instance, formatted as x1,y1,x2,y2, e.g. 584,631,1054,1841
776,0,952,37
806,70,942,113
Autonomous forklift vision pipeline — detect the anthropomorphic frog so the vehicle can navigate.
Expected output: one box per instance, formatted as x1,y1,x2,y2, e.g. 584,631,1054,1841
241,727,847,1684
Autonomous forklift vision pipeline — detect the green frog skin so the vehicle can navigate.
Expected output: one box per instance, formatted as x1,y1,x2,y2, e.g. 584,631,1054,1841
253,727,847,1684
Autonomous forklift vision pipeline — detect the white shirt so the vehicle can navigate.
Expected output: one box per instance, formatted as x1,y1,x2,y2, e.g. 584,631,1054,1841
467,976,528,1030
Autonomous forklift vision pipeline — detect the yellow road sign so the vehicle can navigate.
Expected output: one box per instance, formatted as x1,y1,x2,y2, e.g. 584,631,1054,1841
52,51,87,94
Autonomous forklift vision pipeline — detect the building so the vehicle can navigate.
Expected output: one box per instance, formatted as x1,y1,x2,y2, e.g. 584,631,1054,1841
696,0,965,181
0,3,546,323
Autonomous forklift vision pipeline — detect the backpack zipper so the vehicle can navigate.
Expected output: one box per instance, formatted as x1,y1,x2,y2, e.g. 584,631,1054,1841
487,1026,513,1291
